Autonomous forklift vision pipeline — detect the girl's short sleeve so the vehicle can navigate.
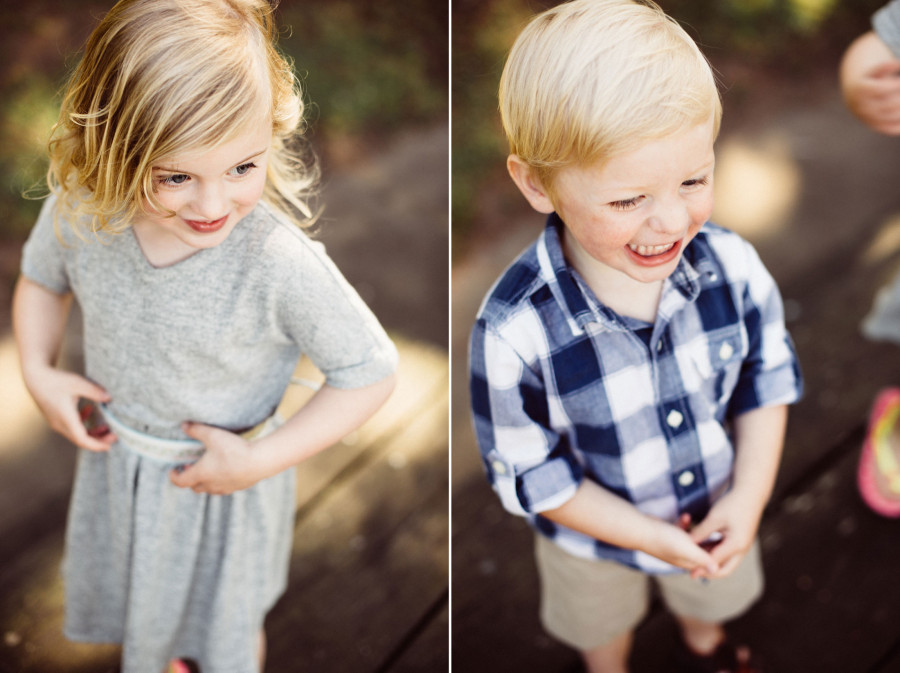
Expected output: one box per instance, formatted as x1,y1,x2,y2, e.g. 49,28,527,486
20,196,72,295
271,228,398,389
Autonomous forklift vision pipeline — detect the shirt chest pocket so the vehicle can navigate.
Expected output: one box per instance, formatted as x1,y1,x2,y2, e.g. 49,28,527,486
680,327,746,409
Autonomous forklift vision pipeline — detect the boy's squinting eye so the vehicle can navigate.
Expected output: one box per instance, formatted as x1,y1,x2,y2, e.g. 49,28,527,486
609,195,644,211
682,176,710,189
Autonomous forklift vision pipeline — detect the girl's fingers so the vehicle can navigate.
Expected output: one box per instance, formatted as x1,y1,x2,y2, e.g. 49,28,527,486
73,377,111,403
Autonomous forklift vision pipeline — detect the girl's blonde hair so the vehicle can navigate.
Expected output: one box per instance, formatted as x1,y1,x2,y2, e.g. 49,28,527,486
48,0,316,234
499,0,721,199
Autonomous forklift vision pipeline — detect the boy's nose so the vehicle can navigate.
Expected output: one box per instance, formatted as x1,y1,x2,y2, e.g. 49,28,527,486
647,201,691,235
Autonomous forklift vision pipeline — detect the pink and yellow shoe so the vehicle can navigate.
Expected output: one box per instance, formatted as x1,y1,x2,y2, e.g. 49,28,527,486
858,388,900,517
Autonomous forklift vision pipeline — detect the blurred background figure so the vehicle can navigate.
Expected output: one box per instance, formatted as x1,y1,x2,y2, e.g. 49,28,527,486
841,2,900,521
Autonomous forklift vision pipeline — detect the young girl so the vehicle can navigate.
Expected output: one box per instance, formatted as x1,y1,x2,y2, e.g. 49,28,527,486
12,0,397,671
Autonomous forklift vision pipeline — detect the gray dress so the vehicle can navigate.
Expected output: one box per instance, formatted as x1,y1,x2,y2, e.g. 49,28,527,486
21,196,398,672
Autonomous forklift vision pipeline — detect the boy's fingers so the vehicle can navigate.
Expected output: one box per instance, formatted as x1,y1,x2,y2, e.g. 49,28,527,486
689,551,718,578
710,553,742,579
687,517,718,544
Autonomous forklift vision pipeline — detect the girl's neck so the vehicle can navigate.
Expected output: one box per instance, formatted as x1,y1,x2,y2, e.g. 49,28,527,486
131,219,201,268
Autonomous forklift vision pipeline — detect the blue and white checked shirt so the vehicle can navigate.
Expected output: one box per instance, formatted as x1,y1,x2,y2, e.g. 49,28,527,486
469,215,802,573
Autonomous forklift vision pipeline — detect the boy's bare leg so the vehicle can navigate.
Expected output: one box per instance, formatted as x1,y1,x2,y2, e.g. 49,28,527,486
676,614,725,654
580,630,632,673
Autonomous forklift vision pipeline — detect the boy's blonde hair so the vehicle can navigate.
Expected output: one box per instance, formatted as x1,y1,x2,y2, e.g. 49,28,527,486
48,0,316,234
499,0,721,199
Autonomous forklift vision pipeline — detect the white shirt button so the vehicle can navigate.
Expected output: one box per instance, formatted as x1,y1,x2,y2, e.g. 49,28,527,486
492,460,507,475
666,409,684,428
678,470,695,487
719,341,734,360
656,339,663,352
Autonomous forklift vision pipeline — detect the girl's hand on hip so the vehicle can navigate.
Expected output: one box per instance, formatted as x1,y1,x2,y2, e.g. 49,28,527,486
169,422,264,495
25,367,116,452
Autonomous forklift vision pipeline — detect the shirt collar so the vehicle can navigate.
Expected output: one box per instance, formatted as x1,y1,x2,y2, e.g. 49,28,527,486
536,213,714,333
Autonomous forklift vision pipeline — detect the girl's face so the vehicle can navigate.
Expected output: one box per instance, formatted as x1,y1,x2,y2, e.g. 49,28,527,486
133,123,272,262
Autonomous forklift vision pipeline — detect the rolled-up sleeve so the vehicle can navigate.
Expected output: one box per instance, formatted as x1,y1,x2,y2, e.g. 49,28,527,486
470,316,582,515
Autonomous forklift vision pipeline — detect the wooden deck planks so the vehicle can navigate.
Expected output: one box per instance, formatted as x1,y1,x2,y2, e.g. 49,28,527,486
268,341,449,671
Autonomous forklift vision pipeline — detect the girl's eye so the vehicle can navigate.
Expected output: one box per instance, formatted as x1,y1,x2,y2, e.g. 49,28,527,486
230,162,258,177
158,173,189,186
609,196,643,211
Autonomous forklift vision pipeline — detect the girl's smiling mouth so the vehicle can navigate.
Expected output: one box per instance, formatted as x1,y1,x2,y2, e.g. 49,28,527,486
184,215,228,233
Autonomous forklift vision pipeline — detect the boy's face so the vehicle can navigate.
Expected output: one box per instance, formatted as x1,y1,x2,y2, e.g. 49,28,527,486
526,119,716,286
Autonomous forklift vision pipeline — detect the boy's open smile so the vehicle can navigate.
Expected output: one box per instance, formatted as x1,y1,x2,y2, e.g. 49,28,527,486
625,239,683,265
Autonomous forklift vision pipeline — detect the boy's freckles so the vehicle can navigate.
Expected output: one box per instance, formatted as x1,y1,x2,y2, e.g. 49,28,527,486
552,119,717,286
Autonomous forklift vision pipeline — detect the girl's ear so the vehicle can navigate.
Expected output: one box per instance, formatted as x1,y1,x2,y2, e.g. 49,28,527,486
507,155,555,215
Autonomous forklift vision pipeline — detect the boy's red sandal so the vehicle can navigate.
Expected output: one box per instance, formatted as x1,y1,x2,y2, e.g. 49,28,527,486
858,388,900,517
673,638,762,673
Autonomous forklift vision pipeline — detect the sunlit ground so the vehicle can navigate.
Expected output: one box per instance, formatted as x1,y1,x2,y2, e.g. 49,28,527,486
0,335,46,459
714,131,900,270
713,133,801,241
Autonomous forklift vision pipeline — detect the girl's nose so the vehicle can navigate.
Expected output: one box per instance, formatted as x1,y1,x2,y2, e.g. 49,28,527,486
191,183,227,221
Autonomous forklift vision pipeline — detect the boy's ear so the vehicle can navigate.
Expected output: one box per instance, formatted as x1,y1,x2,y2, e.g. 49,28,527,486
507,155,555,214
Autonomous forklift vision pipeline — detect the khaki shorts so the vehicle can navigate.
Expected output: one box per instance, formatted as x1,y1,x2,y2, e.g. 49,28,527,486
534,534,764,651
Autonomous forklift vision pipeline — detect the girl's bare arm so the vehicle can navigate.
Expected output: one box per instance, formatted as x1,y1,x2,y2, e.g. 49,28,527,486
12,276,115,451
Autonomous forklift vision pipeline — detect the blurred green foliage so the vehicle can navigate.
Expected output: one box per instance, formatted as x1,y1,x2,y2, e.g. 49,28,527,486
0,0,447,240
452,0,885,255
278,1,447,139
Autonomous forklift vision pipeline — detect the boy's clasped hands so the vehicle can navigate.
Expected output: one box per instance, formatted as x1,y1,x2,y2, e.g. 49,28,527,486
663,495,759,581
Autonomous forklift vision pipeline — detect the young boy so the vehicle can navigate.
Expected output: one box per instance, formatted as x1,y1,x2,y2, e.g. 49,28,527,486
468,2,803,671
